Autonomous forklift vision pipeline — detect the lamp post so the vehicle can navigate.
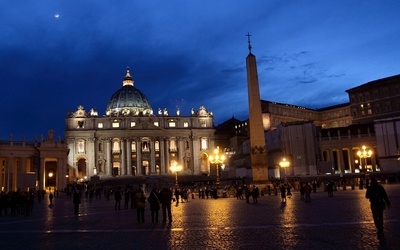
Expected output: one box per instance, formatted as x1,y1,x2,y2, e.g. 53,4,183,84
279,157,290,181
357,145,372,172
170,161,182,187
208,146,225,187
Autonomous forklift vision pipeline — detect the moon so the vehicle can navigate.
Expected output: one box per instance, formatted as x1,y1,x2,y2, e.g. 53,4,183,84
54,14,60,19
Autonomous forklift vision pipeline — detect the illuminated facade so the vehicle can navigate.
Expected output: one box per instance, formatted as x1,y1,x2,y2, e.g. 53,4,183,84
223,74,400,178
64,69,215,182
0,131,68,192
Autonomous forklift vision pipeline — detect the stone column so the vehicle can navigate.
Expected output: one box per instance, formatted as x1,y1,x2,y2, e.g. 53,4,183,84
136,140,142,175
150,140,156,174
105,139,112,176
160,139,165,174
121,139,126,176
39,157,46,191
165,137,170,173
126,138,132,176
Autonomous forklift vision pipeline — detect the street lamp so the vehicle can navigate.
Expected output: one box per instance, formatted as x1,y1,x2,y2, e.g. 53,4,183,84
208,146,225,187
357,145,372,172
170,161,182,187
279,157,290,180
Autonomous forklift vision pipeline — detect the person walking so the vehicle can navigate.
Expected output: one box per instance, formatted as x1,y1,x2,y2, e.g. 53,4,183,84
135,188,146,223
174,188,180,206
366,178,391,234
299,183,305,200
159,187,173,223
73,190,81,215
304,182,311,203
280,185,287,203
49,192,54,205
148,188,160,223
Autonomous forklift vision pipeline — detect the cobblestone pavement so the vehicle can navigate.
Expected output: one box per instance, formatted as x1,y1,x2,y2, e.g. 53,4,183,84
0,184,399,250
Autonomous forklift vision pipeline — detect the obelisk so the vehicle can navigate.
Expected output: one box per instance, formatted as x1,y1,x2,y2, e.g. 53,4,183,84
245,33,268,182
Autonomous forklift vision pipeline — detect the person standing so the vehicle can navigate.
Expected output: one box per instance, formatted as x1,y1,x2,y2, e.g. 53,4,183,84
148,188,160,223
114,187,122,210
73,190,81,215
159,187,173,223
252,186,259,203
366,178,391,234
244,185,251,204
135,188,146,223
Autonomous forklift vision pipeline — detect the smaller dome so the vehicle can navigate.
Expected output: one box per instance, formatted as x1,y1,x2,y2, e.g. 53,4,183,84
106,69,153,116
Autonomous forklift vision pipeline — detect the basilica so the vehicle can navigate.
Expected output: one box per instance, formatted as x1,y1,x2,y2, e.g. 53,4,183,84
64,69,216,183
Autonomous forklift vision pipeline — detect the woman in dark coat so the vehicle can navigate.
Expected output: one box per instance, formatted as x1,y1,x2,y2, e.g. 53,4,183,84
148,188,160,223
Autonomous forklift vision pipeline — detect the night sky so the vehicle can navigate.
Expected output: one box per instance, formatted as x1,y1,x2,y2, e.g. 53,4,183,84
1,1,400,141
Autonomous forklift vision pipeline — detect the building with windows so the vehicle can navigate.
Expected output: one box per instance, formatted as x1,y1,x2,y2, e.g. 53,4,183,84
0,131,68,192
221,74,400,179
64,69,216,183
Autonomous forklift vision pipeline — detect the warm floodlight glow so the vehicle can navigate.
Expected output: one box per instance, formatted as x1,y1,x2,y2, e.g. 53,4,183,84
170,161,182,187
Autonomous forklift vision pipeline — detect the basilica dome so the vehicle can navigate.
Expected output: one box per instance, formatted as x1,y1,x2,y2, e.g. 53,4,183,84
106,69,153,116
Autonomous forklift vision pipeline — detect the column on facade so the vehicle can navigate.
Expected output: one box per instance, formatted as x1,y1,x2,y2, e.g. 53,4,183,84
87,138,95,177
105,139,112,176
177,138,184,169
348,148,356,173
57,158,66,191
121,138,126,176
165,137,170,174
160,139,165,174
12,157,19,191
39,157,46,191
136,139,142,175
150,139,156,174
338,149,345,173
126,138,132,176
7,157,14,192
21,157,26,173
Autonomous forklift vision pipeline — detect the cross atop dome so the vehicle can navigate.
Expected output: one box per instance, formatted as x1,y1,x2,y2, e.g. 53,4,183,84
123,67,134,86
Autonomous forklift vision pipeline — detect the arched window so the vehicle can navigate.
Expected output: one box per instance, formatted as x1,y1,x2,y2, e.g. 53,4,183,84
131,141,136,152
170,138,177,152
112,140,120,153
77,140,85,154
201,138,207,150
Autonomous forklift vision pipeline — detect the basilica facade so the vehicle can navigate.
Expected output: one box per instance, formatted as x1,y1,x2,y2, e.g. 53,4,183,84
64,69,216,183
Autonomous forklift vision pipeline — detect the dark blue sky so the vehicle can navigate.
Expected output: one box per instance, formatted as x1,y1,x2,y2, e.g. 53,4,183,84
1,1,400,141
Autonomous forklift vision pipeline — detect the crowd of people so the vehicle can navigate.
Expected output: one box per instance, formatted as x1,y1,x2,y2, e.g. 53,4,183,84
0,177,393,236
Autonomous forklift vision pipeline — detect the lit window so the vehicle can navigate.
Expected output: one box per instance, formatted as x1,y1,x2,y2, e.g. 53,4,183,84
154,122,159,127
170,139,177,151
98,122,103,128
155,141,160,151
184,122,189,127
77,140,85,154
112,121,120,128
201,138,207,150
131,141,136,152
169,121,176,127
130,122,136,127
112,140,120,153
201,120,207,127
